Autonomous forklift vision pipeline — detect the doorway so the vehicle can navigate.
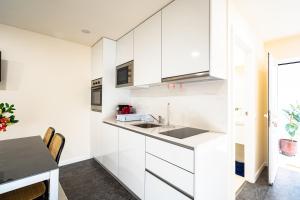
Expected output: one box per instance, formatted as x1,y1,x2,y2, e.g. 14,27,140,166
232,34,253,194
268,56,300,186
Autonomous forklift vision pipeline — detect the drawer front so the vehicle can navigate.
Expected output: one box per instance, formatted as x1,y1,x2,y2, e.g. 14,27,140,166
146,153,194,196
146,137,194,172
145,171,192,200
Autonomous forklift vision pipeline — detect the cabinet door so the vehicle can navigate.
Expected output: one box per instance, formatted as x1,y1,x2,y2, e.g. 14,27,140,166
116,31,134,66
119,129,145,199
98,123,119,177
145,172,191,200
162,0,210,78
209,0,228,79
90,112,102,159
91,40,103,79
134,12,161,86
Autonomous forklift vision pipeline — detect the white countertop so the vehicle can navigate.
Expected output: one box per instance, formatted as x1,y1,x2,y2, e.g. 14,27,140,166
103,118,225,150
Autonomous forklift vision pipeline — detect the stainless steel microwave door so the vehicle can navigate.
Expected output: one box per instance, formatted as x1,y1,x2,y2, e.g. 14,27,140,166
116,60,134,88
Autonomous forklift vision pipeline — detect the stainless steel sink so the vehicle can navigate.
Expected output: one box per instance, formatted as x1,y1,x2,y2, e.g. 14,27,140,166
133,123,161,128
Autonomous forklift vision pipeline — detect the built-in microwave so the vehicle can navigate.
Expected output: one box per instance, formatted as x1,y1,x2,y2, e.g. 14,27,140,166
116,60,133,88
91,78,102,112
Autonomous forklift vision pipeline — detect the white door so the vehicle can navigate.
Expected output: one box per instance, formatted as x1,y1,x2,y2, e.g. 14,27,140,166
90,112,102,158
91,40,103,79
99,123,119,177
161,0,210,78
268,53,280,185
118,129,145,199
116,31,134,66
134,11,161,86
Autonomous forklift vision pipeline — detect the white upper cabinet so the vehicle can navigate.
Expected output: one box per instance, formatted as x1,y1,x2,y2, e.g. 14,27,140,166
116,31,134,66
134,12,162,86
209,0,228,79
162,0,210,78
91,40,103,79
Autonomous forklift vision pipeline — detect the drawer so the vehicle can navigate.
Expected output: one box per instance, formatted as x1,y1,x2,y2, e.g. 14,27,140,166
145,171,192,200
146,137,194,172
146,153,194,196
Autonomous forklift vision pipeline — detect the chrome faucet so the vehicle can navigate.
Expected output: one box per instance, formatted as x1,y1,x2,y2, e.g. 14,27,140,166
149,114,163,124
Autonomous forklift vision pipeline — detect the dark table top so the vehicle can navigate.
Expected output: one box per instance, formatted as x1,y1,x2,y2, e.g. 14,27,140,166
0,136,58,185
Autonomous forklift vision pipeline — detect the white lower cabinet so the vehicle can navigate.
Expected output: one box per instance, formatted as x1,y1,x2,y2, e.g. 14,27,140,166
90,112,102,160
146,137,194,172
98,124,199,200
146,153,194,196
145,171,191,200
98,123,119,177
118,129,145,199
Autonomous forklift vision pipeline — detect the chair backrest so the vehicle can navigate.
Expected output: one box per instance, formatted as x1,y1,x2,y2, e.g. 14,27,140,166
48,133,65,164
43,127,55,147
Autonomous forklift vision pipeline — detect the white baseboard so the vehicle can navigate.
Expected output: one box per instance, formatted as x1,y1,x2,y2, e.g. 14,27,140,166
59,155,92,167
254,162,267,182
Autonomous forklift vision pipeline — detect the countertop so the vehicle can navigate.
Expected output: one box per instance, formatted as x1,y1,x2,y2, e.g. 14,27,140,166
103,118,225,150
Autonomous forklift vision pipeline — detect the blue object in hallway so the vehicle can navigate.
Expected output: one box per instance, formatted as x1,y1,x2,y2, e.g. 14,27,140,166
235,161,245,177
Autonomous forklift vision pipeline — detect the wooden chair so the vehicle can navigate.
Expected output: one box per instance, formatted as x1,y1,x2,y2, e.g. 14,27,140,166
48,133,65,164
43,127,55,148
0,133,65,200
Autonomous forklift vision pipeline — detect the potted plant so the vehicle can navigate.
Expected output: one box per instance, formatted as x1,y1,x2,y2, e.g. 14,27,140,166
281,104,300,156
0,103,19,132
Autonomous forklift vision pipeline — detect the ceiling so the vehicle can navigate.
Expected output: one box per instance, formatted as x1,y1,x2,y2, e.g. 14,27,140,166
1,0,299,46
233,0,300,42
0,0,172,46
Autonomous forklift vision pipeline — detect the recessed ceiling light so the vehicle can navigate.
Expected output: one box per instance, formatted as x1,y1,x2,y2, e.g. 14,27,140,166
81,29,91,34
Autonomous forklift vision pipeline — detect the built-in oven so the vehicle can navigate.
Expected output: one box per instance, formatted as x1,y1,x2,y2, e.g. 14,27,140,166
116,60,134,88
91,78,102,112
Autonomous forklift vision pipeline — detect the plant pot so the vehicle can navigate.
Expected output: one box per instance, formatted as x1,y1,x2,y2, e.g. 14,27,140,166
279,139,297,156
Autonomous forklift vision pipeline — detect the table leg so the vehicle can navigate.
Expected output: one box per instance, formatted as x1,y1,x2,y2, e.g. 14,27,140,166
49,169,59,200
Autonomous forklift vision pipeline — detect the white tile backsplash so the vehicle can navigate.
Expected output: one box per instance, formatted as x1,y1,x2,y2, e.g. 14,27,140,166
130,80,228,132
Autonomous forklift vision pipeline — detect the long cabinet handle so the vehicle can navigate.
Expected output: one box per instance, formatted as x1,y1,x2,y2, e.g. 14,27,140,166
145,169,194,200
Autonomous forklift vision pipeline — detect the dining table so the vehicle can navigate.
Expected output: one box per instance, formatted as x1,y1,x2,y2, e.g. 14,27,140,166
0,136,59,200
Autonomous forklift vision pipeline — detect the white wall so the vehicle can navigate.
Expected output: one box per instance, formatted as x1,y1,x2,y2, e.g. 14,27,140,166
0,24,91,165
228,2,267,183
130,81,228,132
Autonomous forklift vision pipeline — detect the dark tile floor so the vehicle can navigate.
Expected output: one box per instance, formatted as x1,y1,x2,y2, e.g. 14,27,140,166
237,167,300,200
60,159,137,200
60,159,300,200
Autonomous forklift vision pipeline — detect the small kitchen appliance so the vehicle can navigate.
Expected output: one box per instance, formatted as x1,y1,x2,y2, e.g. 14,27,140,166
116,105,135,115
116,60,133,88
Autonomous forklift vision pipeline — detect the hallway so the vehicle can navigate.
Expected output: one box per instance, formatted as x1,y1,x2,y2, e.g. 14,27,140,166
237,167,300,200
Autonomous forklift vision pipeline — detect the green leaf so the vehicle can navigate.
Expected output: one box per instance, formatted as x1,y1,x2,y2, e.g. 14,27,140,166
0,103,19,129
294,114,300,122
285,123,298,138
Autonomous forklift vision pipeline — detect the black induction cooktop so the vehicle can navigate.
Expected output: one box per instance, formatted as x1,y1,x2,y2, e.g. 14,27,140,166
159,127,208,139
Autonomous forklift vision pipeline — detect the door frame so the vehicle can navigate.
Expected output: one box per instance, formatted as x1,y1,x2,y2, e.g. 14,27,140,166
229,27,256,184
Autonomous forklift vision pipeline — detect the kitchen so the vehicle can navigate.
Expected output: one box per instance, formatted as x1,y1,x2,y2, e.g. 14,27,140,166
90,0,229,199
0,0,230,199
